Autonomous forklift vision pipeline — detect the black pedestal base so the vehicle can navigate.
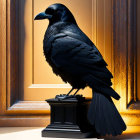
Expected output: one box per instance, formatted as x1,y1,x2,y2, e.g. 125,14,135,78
42,95,99,138
42,126,98,138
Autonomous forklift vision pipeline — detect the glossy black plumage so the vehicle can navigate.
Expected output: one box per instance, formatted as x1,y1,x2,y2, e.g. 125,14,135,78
35,3,126,136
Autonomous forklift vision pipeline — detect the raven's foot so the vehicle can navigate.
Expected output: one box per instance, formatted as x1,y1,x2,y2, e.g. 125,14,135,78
55,94,85,101
61,95,76,100
55,94,76,100
55,89,80,100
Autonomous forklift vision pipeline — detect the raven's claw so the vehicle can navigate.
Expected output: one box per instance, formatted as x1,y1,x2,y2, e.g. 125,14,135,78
55,94,76,100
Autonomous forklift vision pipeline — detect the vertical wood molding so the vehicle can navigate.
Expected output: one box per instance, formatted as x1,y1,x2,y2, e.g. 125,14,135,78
113,0,128,110
113,0,137,111
32,0,35,84
104,0,112,72
92,0,112,73
7,0,19,107
133,0,137,102
92,0,97,45
127,0,137,104
0,0,7,114
96,0,105,55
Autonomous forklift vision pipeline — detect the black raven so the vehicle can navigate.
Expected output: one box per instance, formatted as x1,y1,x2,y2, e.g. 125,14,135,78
34,3,126,136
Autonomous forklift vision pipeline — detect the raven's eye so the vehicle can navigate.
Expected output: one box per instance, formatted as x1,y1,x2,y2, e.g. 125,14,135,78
45,8,54,15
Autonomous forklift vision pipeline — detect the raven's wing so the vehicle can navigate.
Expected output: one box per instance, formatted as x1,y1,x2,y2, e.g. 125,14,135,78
49,33,120,100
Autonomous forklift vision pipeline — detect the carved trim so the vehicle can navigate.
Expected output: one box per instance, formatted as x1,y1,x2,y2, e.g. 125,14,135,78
7,101,50,112
0,116,50,127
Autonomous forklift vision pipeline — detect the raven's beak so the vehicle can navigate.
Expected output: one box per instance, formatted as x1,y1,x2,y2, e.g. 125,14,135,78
34,12,52,20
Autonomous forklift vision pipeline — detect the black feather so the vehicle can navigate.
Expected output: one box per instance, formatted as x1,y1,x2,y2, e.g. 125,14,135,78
88,92,126,136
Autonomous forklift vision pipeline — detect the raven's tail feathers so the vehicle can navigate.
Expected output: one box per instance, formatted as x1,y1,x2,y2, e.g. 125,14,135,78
88,91,126,136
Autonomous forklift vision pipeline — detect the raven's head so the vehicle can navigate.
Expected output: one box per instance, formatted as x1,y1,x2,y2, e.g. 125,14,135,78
34,3,77,25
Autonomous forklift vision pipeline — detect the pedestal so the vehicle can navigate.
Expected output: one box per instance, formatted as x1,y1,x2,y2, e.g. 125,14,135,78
42,95,99,138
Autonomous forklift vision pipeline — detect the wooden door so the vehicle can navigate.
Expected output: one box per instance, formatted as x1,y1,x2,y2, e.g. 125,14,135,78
0,0,112,126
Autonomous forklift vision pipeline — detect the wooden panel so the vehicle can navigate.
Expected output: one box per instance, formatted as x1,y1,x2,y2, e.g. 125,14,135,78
18,0,93,101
